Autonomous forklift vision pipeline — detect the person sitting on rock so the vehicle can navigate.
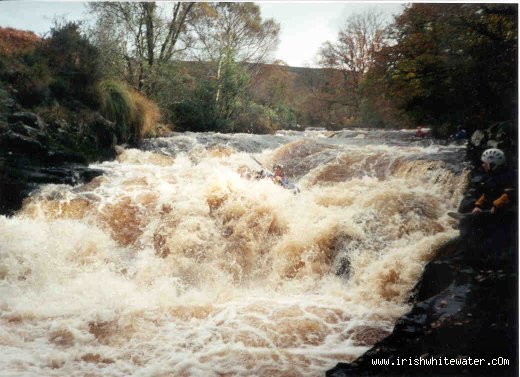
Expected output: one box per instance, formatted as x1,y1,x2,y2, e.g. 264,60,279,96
471,148,514,216
462,148,516,265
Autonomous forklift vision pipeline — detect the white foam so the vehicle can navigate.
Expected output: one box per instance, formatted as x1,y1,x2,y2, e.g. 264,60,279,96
0,137,467,376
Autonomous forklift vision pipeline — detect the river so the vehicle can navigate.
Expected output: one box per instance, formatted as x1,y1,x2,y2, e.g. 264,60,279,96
0,129,469,376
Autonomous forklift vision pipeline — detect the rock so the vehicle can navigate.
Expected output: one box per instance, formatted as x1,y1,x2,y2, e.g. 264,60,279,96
486,139,499,149
10,121,47,140
45,150,88,165
114,145,125,155
411,258,454,302
88,114,116,158
0,130,46,155
8,112,47,131
470,130,486,147
0,88,15,118
77,167,104,182
0,110,119,216
0,94,120,216
0,97,15,111
0,162,104,215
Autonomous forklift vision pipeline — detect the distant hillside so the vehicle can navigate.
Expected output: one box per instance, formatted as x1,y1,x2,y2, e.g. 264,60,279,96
176,60,346,129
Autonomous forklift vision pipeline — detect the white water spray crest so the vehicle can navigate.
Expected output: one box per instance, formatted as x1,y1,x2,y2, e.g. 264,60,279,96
0,133,468,376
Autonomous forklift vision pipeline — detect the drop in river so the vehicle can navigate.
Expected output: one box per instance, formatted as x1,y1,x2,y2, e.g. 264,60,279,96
0,129,469,376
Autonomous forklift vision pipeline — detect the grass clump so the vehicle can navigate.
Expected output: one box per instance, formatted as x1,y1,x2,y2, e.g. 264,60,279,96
99,80,134,143
131,90,161,139
99,80,161,144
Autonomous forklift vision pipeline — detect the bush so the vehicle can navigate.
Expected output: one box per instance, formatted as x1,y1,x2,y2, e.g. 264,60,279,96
273,102,297,129
38,22,102,108
99,80,134,143
99,80,160,143
0,27,39,56
0,25,104,110
12,56,51,107
173,79,221,132
235,102,277,134
0,29,50,108
130,90,161,139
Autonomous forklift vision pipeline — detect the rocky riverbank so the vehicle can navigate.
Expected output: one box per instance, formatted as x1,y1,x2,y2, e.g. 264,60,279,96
0,90,115,215
327,124,518,377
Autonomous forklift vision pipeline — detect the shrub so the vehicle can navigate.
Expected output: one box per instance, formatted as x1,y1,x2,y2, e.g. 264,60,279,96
273,103,297,129
38,22,102,108
0,27,39,56
130,90,161,139
0,28,50,108
172,79,221,132
99,80,160,143
98,80,134,143
12,57,51,107
235,102,277,134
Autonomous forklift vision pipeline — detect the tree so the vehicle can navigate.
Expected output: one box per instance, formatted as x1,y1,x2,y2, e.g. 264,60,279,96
189,3,279,65
247,63,298,129
297,68,351,128
215,49,250,130
318,10,387,117
175,3,280,132
368,3,517,134
88,2,196,93
188,3,279,103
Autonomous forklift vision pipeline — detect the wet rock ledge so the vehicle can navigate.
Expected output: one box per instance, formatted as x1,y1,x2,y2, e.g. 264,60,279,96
327,125,518,377
0,100,115,215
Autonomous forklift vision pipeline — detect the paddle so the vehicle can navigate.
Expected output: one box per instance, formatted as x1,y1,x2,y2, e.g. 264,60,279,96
251,156,273,176
250,156,300,194
448,210,490,220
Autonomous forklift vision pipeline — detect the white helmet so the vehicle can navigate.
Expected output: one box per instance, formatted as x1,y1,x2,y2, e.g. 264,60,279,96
481,148,506,169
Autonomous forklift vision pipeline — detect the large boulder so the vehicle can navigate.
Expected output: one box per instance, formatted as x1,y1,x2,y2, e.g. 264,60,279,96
88,113,117,158
0,110,115,215
0,163,104,215
9,121,47,140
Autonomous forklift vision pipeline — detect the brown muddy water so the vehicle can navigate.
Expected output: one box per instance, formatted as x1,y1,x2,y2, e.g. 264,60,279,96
0,130,469,376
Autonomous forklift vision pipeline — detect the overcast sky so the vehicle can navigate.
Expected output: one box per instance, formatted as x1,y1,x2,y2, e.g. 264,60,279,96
0,1,405,67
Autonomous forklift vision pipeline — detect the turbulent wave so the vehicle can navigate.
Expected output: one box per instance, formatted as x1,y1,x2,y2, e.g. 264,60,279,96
0,131,468,376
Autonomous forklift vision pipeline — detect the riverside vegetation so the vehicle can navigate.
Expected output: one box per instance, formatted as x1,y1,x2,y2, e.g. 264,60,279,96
1,3,517,142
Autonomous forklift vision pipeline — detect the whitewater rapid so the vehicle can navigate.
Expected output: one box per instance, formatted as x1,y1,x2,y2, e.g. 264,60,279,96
0,130,468,376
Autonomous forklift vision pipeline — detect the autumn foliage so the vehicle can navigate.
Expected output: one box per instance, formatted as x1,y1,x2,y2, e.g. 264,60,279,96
363,4,517,134
0,27,39,56
0,22,161,144
1,3,516,137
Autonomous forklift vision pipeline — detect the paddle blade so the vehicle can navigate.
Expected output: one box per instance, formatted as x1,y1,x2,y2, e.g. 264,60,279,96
447,212,466,220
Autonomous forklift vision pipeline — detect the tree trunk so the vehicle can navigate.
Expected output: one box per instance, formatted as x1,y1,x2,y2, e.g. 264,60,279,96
143,2,156,67
216,57,222,103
